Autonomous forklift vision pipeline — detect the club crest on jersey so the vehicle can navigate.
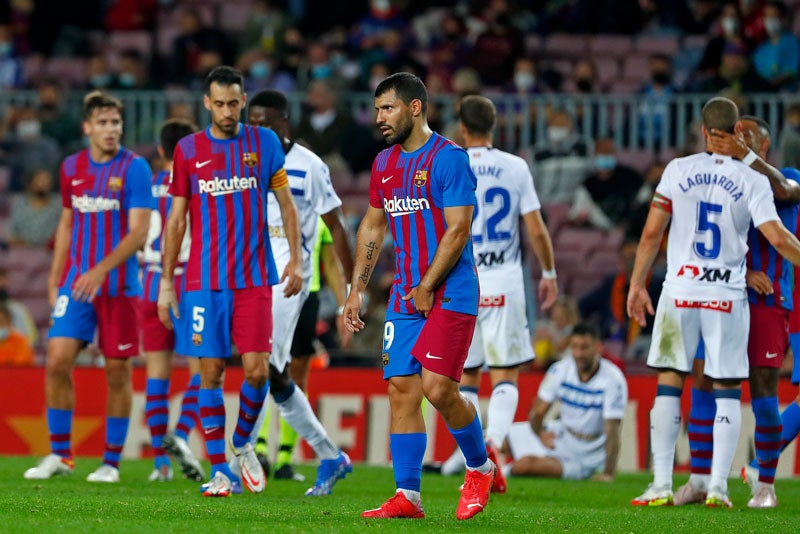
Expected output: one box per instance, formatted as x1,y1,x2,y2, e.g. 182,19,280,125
108,176,123,192
243,152,258,167
382,353,389,366
413,170,428,187
192,333,202,346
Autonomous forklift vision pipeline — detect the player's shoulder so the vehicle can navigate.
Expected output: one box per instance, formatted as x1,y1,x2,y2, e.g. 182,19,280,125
666,152,708,171
373,145,399,173
598,358,627,385
547,356,573,376
287,141,325,167
175,130,202,152
62,149,87,173
249,124,281,145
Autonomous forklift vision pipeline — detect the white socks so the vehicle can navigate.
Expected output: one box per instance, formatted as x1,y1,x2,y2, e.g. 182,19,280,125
710,397,741,494
651,394,681,488
485,382,519,448
278,386,338,460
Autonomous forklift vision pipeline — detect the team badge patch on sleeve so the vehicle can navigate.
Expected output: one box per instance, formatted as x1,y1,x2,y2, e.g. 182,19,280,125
651,192,672,213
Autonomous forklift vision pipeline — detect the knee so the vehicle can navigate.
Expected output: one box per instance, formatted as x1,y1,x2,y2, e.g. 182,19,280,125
244,362,268,388
105,364,132,390
423,380,458,411
45,352,74,381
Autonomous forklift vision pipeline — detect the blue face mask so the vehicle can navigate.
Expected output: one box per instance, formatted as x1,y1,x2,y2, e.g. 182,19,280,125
312,64,333,79
595,155,617,171
250,61,271,80
90,74,112,88
0,42,11,57
118,73,136,87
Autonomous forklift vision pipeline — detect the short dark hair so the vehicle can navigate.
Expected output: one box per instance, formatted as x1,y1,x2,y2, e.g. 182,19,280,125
766,1,788,16
740,115,771,139
571,322,601,340
249,89,289,116
459,95,496,136
204,66,244,94
375,72,428,114
160,118,196,159
702,96,739,133
82,91,123,121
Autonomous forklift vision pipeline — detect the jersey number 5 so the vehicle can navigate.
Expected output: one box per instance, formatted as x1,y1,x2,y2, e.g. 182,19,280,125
694,201,722,259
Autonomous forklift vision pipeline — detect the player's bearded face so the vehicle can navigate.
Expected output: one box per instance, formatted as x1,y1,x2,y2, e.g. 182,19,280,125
205,82,245,138
570,335,600,373
375,91,414,145
83,107,122,155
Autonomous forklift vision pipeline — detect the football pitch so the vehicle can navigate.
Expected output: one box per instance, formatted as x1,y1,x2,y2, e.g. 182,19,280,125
3,457,800,533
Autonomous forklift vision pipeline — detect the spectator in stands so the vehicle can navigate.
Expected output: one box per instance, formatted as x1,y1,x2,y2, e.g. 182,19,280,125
281,27,307,79
36,79,80,153
532,296,580,370
295,39,334,90
638,54,678,148
531,110,592,205
578,240,664,353
348,0,407,52
377,28,426,80
238,0,291,59
506,56,543,96
570,59,597,94
9,168,60,247
569,138,643,231
0,302,33,366
239,49,296,94
428,11,470,74
167,101,197,125
778,103,800,169
697,2,754,76
752,1,800,92
116,50,152,90
628,160,666,239
0,267,37,347
3,105,60,192
0,24,23,89
740,0,767,45
86,53,118,90
700,41,770,93
104,0,158,32
170,7,235,85
469,5,524,86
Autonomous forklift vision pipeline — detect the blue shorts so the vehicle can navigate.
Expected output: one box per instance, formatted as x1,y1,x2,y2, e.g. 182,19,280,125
790,332,800,384
174,286,272,358
382,311,425,380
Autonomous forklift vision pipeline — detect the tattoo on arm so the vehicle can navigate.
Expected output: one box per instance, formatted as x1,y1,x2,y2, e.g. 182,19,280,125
365,241,377,261
359,263,372,285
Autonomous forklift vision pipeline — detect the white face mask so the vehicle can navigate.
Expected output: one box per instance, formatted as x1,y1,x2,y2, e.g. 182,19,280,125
16,120,41,140
721,17,738,36
514,71,535,91
764,17,782,36
547,126,570,144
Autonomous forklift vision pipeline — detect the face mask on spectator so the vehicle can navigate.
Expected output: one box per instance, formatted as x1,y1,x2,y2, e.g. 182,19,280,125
16,120,41,140
721,17,739,36
764,17,782,36
0,327,9,341
0,42,11,56
118,73,136,87
576,78,593,93
91,74,112,88
595,155,617,171
514,71,535,91
547,126,570,144
651,71,671,85
250,61,271,80
312,64,333,79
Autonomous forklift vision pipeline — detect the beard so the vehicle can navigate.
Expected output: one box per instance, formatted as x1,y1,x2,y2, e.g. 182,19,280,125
384,114,413,146
215,117,238,137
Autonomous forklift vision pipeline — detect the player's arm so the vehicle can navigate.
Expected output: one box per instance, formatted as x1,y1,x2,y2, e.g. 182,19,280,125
157,195,188,328
343,206,387,333
594,419,622,481
402,204,473,317
757,219,800,267
71,207,150,303
627,205,671,326
322,241,352,348
522,209,558,311
48,207,73,307
273,183,303,297
321,207,354,281
528,397,555,448
708,128,800,204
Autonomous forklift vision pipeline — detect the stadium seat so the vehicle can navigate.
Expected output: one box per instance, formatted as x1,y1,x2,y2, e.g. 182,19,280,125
156,24,182,56
554,227,607,256
568,273,603,300
525,34,542,56
593,57,621,88
622,54,650,81
541,203,571,236
543,34,588,59
0,215,7,243
616,149,653,173
219,1,254,31
23,296,52,329
44,58,88,88
108,31,153,57
586,250,620,276
604,227,626,250
635,35,679,56
23,55,44,85
588,35,633,59
608,78,642,94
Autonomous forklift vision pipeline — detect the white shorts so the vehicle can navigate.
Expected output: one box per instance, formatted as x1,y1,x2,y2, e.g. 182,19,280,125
507,422,604,480
464,269,534,369
269,279,310,373
646,290,749,379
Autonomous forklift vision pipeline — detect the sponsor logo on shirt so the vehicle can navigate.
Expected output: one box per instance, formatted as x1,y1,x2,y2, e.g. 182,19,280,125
674,300,733,313
152,184,170,198
479,295,505,307
198,176,258,196
676,264,731,283
382,195,431,217
71,195,120,213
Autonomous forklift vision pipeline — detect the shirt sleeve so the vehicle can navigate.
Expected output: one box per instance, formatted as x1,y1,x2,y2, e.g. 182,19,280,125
519,158,541,215
60,161,72,209
602,368,628,420
537,363,561,404
260,128,288,190
124,157,154,210
310,158,342,216
434,146,477,208
169,143,191,199
369,156,383,209
749,171,781,227
652,160,676,213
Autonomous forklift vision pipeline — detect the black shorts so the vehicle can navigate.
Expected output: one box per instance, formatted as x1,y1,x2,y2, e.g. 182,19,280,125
290,291,319,357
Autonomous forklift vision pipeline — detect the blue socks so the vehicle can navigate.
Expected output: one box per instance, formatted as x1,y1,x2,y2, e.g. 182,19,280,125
448,414,488,469
390,433,426,491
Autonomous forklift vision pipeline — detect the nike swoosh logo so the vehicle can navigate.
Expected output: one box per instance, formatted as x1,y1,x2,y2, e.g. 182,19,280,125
117,343,134,350
381,176,393,183
766,352,778,359
196,160,212,168
71,179,84,186
242,466,262,490
425,352,443,360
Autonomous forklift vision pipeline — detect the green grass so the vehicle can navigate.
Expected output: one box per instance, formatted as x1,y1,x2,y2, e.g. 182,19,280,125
3,456,800,533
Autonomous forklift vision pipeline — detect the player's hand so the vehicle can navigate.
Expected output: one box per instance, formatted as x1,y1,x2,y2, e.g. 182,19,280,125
540,431,556,449
626,283,654,327
335,312,353,348
343,290,365,333
708,128,748,160
402,284,433,318
157,280,179,330
591,473,614,482
71,266,107,303
746,269,773,295
280,258,304,297
538,278,559,311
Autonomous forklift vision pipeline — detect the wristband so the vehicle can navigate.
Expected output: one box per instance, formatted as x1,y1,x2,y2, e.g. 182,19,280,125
336,305,345,315
742,149,758,166
542,268,557,280
346,283,352,295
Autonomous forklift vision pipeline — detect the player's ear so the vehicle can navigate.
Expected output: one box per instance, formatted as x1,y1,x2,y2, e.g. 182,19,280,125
203,94,211,112
157,146,165,160
81,121,90,137
734,121,744,135
762,137,770,154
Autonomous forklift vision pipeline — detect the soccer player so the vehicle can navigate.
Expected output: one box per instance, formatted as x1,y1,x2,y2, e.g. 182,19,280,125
628,97,800,508
440,95,558,491
344,72,495,520
24,91,152,483
139,118,205,483
245,89,354,495
157,66,303,497
673,116,800,508
505,323,627,481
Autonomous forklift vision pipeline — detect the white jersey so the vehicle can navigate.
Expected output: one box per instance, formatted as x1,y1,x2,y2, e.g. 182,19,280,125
538,356,628,455
656,152,779,300
267,142,342,280
141,173,190,268
468,146,540,278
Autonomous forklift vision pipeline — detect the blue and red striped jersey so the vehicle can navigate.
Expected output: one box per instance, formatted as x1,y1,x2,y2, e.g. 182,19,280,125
747,168,800,310
369,132,479,316
59,147,152,297
170,124,287,291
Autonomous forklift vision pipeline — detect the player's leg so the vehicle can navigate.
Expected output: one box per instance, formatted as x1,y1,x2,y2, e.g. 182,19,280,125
509,456,563,477
779,332,800,455
484,366,522,494
505,421,563,478
362,313,426,519
162,354,205,482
